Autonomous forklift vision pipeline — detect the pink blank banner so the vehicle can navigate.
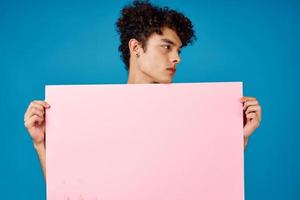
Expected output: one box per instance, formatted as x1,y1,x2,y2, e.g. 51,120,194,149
45,82,244,200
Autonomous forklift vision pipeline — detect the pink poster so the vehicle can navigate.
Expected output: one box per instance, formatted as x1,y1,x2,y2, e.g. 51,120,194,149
45,82,244,200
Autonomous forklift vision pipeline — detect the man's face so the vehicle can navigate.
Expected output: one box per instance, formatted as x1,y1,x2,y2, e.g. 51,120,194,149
137,27,182,83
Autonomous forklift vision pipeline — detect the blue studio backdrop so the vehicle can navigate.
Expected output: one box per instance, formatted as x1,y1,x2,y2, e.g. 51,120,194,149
0,0,299,199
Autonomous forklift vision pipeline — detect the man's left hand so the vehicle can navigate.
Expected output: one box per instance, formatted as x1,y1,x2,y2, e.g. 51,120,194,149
240,96,262,148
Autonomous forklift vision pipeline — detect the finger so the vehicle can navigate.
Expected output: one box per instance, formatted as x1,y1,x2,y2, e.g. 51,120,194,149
25,107,45,122
245,113,260,128
246,112,258,121
245,105,261,115
25,101,48,117
243,100,259,110
29,102,45,112
240,96,257,102
33,100,50,108
24,115,44,129
26,103,45,116
24,102,34,117
245,105,261,120
24,101,48,120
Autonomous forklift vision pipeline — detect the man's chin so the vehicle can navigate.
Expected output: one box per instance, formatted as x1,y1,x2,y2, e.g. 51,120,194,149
156,77,173,84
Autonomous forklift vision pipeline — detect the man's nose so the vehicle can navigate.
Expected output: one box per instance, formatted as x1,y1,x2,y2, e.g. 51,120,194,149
170,53,181,64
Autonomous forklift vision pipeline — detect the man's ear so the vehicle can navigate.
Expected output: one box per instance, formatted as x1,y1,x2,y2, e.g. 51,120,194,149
128,39,142,57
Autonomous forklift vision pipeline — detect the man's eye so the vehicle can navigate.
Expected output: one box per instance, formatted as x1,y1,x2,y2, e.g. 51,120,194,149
163,45,171,50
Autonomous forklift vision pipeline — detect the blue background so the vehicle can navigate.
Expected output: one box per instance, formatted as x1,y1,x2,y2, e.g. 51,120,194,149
0,0,299,199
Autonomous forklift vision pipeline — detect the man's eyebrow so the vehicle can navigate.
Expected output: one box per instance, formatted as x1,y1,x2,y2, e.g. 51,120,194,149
160,38,182,49
161,38,175,45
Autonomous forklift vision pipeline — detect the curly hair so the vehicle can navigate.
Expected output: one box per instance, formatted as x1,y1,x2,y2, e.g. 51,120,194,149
116,0,196,70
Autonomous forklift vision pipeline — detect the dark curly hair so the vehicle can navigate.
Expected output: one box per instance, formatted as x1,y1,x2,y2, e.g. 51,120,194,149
116,0,196,70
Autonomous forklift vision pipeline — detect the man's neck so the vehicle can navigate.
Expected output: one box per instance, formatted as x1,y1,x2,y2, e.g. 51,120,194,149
127,65,155,84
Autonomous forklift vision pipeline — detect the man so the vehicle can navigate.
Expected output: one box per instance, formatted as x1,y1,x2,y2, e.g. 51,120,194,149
24,0,262,180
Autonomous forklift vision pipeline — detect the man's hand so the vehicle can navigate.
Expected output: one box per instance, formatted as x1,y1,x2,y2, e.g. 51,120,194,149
24,100,50,179
24,100,50,147
240,96,262,148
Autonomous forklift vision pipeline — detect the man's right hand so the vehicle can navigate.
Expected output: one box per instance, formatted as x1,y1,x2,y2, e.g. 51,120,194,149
24,100,50,147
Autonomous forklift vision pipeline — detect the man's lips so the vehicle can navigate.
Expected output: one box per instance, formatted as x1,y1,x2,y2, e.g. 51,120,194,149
166,67,176,73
